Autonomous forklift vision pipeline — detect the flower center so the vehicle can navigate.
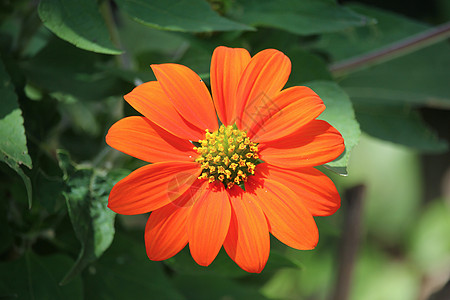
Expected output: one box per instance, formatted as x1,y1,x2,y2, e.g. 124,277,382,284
194,124,262,189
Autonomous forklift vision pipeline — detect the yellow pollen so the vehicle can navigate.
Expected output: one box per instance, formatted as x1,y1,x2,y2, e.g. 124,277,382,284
195,124,262,189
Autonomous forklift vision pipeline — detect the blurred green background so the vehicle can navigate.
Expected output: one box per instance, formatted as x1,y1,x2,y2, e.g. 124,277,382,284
0,0,449,299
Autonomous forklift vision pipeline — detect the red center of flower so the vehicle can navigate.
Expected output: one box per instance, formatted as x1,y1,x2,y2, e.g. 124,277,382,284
194,124,262,189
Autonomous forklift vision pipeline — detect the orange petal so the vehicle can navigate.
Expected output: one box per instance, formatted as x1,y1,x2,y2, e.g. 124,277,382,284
260,164,340,216
124,81,204,141
145,181,206,261
259,120,345,168
145,207,189,261
247,176,319,250
151,63,218,132
249,86,325,142
188,183,231,266
223,189,270,273
210,46,251,125
108,162,200,215
235,49,291,130
106,116,196,163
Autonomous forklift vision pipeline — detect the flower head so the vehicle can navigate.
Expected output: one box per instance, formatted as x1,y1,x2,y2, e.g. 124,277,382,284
106,46,345,273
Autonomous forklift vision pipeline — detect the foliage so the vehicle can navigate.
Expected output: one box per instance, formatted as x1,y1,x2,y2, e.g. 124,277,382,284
0,0,449,299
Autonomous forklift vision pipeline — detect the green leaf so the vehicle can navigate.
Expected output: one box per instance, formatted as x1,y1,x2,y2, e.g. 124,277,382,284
230,0,375,35
316,5,450,151
115,0,253,33
354,103,447,152
0,58,33,207
57,150,128,285
287,48,332,85
84,233,185,300
305,81,361,175
318,4,450,109
0,252,83,300
38,0,122,54
22,38,130,101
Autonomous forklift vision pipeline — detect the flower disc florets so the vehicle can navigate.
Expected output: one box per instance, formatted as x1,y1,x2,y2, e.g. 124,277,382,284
195,124,262,189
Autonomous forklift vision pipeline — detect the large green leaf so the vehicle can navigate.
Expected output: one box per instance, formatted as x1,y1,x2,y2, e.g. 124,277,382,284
230,0,374,35
353,103,447,152
38,0,122,54
316,5,450,151
0,252,83,300
57,150,128,285
115,0,252,33
306,81,361,175
0,58,33,207
22,38,130,101
318,4,450,109
287,48,332,85
84,234,185,300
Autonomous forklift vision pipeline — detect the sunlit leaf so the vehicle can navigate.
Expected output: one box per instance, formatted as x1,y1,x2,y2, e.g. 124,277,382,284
115,0,252,33
0,58,32,207
0,252,83,300
230,0,375,35
57,150,128,285
38,0,122,54
306,81,361,175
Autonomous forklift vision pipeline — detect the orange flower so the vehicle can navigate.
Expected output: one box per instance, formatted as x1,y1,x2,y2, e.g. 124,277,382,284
106,46,344,273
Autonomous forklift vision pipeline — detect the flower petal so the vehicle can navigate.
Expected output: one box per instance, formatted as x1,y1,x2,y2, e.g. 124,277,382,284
108,162,200,215
235,49,291,130
124,81,204,140
259,120,345,168
145,206,189,261
151,63,218,132
210,46,251,125
260,164,340,216
106,116,196,163
249,86,325,142
188,183,231,266
223,189,270,273
248,176,319,250
144,180,204,261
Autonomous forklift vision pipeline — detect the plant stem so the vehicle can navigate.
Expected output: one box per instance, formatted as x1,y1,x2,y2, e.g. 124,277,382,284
331,185,366,300
330,22,450,77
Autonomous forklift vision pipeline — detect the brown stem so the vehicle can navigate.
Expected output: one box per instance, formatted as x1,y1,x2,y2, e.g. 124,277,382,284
330,22,450,77
331,185,366,300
